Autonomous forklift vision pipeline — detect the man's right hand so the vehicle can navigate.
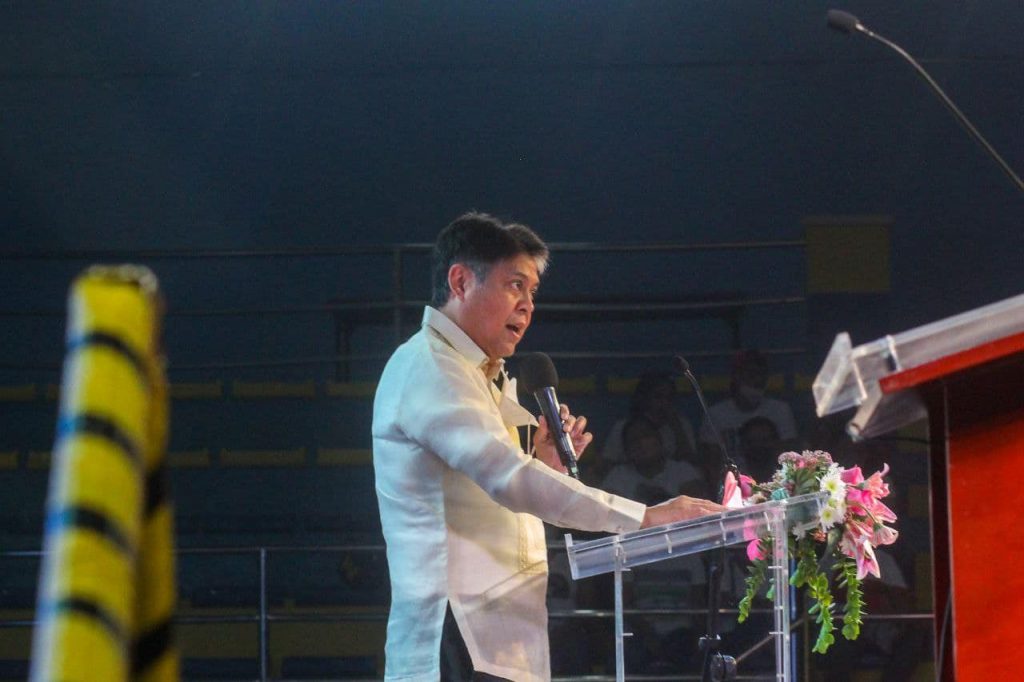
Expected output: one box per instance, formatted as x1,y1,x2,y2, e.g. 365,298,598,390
640,495,726,529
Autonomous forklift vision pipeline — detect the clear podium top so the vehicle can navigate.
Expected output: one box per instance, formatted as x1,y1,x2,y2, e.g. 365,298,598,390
812,291,1024,439
564,492,827,580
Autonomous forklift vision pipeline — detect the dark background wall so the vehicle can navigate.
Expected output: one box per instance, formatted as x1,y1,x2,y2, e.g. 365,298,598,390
0,1,1020,678
1,0,1021,379
2,2,1021,296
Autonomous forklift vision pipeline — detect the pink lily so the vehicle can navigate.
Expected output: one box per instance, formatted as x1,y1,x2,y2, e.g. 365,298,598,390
846,487,873,508
840,466,864,486
838,529,880,579
839,530,858,559
721,471,737,505
846,517,874,542
855,540,880,579
739,474,756,499
872,523,899,546
867,498,897,524
742,516,768,561
742,517,759,542
864,464,891,498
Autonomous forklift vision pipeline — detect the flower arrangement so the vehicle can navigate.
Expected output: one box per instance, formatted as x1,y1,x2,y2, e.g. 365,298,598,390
733,450,898,654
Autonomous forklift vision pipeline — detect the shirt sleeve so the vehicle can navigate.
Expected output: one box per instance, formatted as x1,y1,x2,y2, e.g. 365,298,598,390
397,345,646,534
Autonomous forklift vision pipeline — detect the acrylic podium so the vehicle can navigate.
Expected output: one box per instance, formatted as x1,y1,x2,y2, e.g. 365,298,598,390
813,291,1024,681
565,492,827,682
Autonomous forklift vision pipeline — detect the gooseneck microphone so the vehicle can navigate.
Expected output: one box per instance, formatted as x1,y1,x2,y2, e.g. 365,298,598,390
826,8,1024,195
825,9,862,34
519,352,580,480
675,355,739,682
672,355,738,483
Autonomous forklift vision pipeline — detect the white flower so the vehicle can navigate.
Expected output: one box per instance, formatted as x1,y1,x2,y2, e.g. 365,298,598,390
820,465,846,502
819,504,843,530
829,496,847,520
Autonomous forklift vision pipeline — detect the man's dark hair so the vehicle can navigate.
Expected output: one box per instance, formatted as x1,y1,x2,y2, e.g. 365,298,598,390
430,212,549,308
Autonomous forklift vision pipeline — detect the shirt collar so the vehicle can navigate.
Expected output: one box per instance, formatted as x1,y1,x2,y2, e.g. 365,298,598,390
422,306,505,377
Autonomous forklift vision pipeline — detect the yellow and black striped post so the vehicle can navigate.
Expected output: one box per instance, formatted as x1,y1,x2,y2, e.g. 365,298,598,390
30,265,179,682
132,331,178,682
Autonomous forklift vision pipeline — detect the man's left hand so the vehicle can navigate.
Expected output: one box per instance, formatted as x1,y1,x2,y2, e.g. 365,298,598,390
534,403,592,473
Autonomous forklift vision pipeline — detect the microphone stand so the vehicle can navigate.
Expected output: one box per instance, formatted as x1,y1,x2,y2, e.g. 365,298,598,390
674,357,738,681
827,9,1024,195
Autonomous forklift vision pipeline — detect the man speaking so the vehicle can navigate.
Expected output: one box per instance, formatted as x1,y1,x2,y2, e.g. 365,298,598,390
372,212,722,681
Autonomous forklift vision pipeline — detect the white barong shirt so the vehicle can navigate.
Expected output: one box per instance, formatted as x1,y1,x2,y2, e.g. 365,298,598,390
372,307,646,681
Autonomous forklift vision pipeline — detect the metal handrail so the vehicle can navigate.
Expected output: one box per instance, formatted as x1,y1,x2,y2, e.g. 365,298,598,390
0,543,933,681
1,239,808,377
0,296,807,320
0,239,805,261
0,346,809,373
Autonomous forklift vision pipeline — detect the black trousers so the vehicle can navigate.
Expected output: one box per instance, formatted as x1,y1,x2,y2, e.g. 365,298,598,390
440,604,513,682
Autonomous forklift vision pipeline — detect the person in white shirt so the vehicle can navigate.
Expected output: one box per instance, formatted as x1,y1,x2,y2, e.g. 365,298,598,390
601,415,709,672
698,350,799,481
372,212,723,682
601,415,704,504
600,371,707,495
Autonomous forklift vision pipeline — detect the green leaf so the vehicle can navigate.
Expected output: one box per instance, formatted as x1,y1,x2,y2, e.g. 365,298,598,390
738,559,767,623
838,557,864,643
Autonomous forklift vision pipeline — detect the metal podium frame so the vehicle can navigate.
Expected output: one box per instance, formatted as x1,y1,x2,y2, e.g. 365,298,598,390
565,492,827,682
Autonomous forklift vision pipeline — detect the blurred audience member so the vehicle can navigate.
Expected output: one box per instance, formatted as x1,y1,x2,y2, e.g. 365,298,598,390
602,371,701,481
602,414,708,674
603,415,706,503
699,350,798,482
736,416,785,483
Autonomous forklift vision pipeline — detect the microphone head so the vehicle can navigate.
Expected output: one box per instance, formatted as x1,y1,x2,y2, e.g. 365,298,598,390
826,9,861,34
672,355,691,375
519,352,559,394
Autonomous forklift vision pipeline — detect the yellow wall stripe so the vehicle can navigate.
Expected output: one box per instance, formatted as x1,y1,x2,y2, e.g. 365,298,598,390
316,448,372,466
28,450,52,469
793,373,815,392
232,381,315,398
169,382,223,399
557,376,597,395
0,384,37,401
167,450,212,468
220,448,307,467
325,381,377,398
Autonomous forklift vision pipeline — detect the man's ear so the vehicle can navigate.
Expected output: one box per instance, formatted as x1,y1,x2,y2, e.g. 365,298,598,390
447,263,475,301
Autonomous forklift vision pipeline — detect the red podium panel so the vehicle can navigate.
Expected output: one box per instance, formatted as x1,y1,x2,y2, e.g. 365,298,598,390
880,334,1024,681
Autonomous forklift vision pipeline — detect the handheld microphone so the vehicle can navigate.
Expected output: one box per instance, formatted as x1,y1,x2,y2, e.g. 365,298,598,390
519,352,580,480
825,8,1024,195
672,355,738,485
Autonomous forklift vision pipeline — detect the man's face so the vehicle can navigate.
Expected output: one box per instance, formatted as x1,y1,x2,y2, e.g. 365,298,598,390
457,254,539,359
